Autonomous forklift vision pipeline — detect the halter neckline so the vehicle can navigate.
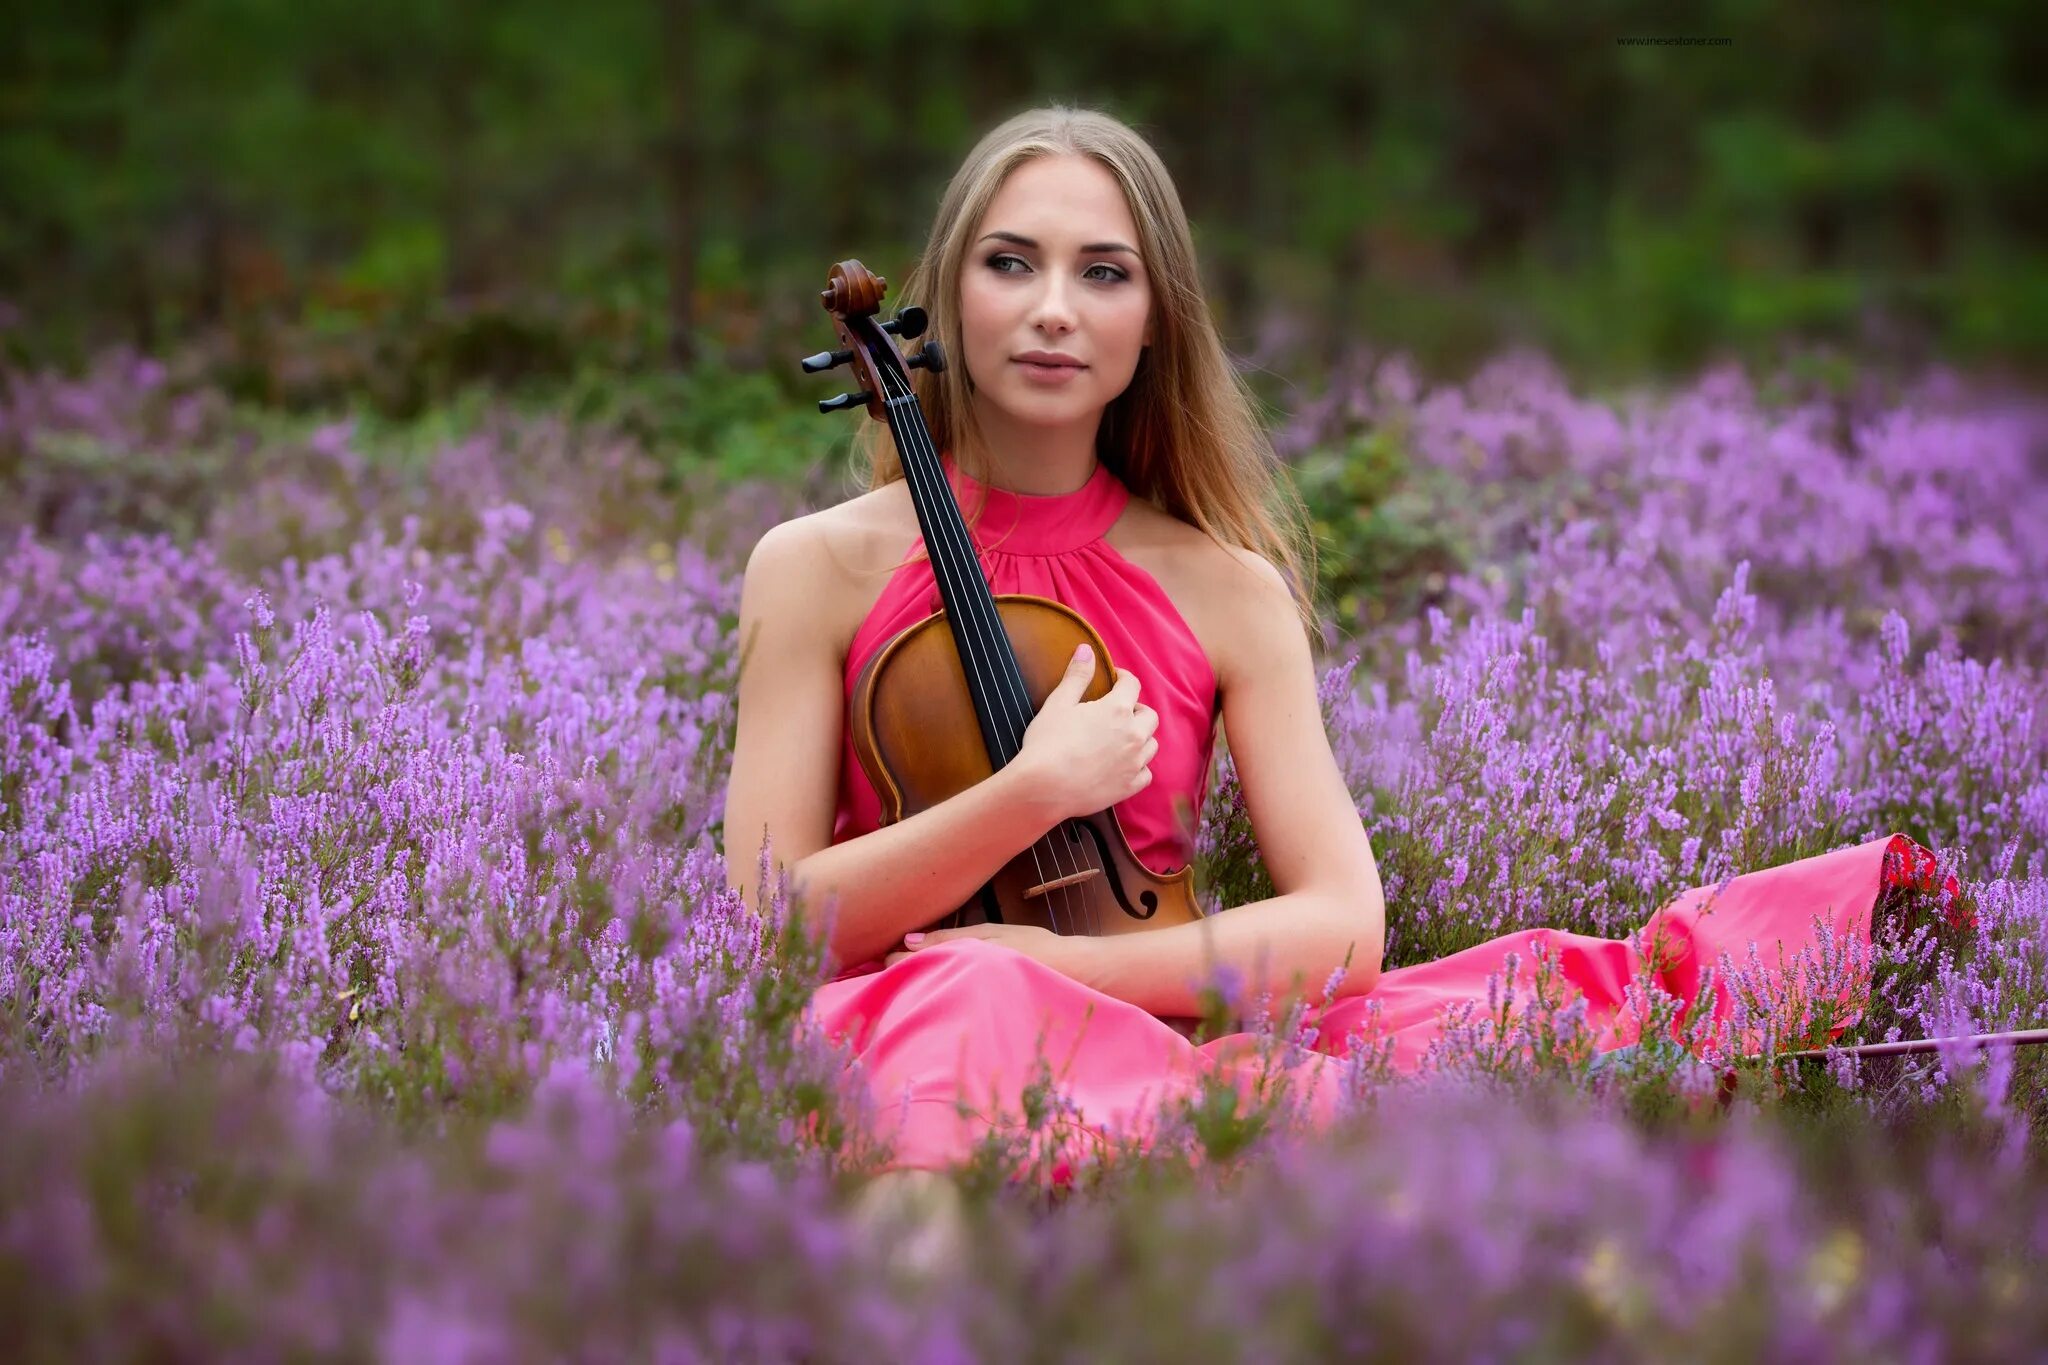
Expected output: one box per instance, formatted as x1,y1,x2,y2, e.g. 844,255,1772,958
936,450,1129,557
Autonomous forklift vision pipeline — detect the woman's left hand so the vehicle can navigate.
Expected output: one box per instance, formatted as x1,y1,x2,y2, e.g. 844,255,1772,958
883,922,1097,984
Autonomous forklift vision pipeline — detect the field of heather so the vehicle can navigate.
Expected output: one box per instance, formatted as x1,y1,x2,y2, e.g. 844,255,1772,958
4,343,2047,1359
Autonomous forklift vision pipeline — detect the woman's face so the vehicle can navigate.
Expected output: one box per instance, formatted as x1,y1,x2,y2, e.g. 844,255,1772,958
957,154,1155,430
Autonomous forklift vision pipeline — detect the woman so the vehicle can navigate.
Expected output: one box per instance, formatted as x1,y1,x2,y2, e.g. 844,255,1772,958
721,105,1937,1188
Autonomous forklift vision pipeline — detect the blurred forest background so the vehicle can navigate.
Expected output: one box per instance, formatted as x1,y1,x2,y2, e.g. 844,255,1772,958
3,0,2044,422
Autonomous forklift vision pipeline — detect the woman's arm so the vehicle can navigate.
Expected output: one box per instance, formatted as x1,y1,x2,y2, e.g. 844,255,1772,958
723,518,1067,969
1078,546,1386,1017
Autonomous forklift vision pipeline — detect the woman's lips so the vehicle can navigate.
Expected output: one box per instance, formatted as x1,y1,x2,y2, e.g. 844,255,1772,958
1015,359,1087,384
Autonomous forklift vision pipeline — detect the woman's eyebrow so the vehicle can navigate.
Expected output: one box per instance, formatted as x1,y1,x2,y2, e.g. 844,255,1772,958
977,230,1138,257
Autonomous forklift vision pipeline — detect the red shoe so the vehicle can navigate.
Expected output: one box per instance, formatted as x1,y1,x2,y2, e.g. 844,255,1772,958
1877,834,1976,936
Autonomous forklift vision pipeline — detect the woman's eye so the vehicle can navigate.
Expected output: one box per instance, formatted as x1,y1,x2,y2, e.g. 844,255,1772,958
986,254,1127,283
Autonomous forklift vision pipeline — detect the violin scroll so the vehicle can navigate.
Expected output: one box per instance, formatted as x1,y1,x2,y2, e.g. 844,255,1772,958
799,260,945,420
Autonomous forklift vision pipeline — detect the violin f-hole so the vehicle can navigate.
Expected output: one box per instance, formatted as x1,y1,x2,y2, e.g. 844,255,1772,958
1072,817,1161,921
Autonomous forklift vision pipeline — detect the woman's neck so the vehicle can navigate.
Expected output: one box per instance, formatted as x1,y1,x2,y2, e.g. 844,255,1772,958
959,405,1103,496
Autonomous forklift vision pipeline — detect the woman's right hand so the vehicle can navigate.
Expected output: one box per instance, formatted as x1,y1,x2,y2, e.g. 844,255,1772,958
1015,643,1159,822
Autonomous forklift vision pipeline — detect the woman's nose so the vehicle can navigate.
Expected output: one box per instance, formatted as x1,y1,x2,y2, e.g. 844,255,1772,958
1029,288,1076,332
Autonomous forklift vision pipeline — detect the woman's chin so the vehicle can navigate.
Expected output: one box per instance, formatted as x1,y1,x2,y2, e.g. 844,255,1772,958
986,391,1097,425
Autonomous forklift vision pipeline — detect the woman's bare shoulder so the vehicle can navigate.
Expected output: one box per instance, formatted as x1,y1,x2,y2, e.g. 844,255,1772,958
1107,498,1277,693
765,482,918,654
1115,493,1270,575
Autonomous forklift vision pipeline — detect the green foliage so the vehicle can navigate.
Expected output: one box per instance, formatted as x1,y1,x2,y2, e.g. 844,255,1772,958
4,1,2043,376
556,363,856,491
1291,425,1471,629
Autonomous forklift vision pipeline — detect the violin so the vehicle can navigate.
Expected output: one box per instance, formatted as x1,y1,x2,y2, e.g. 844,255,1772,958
804,259,1207,939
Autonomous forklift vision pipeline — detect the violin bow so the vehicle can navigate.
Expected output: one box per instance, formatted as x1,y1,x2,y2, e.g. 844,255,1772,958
1773,1026,2048,1062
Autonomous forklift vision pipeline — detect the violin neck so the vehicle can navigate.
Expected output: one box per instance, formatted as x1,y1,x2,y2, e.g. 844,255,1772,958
880,392,1033,770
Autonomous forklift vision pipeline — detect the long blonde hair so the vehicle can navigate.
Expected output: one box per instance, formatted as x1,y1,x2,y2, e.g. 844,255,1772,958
846,103,1322,646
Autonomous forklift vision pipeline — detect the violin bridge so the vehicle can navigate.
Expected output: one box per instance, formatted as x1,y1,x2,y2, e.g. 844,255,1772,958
1023,869,1102,899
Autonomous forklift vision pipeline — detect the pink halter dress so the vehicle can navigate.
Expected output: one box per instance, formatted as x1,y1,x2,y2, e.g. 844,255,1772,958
800,452,1945,1175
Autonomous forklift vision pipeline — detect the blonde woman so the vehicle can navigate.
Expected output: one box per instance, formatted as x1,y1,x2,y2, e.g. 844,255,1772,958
726,102,1380,1178
723,105,1930,1224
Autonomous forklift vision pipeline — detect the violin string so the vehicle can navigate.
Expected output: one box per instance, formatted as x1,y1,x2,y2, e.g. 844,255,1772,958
884,365,1094,936
879,359,1098,935
890,395,1089,937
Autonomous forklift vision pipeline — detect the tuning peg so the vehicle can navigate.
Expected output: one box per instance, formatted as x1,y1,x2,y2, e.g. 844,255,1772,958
818,390,869,414
880,306,928,339
800,347,855,374
905,339,946,374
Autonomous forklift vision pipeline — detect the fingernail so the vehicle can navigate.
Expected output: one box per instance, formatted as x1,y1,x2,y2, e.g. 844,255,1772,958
1076,644,1090,661
904,932,926,946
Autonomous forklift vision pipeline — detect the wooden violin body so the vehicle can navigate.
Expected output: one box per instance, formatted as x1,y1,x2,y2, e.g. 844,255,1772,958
805,255,1205,939
848,593,1205,936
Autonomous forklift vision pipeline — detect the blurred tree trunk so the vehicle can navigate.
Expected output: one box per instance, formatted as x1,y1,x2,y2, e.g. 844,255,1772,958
728,56,770,369
194,190,227,327
1207,70,1260,344
123,240,157,351
1899,169,1947,272
100,0,152,348
660,0,700,369
1799,194,1846,270
440,35,489,306
1326,75,1376,356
